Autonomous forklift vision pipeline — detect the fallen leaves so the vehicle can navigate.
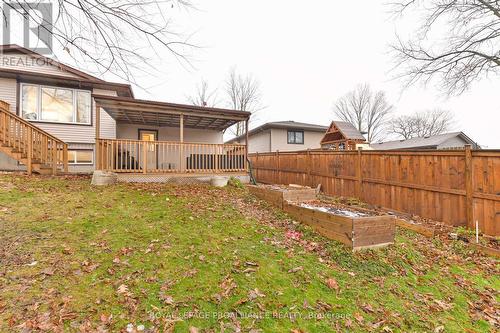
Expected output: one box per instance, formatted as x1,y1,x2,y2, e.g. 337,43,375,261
288,266,303,273
117,284,131,296
213,275,237,303
247,288,265,300
40,267,55,276
325,277,339,291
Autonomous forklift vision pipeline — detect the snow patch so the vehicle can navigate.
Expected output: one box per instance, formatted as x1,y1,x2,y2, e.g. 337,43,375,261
300,203,367,217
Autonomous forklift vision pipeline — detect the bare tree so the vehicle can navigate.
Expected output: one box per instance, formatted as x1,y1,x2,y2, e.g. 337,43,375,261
225,67,263,136
334,84,393,142
390,0,500,95
390,109,455,139
1,1,195,82
187,79,219,107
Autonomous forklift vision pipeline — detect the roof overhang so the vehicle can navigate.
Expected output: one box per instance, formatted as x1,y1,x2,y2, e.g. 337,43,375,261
93,94,250,131
0,68,133,97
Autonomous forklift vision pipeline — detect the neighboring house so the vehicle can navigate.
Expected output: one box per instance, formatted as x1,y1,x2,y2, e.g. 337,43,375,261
320,121,368,150
226,121,328,153
370,132,480,150
0,45,250,179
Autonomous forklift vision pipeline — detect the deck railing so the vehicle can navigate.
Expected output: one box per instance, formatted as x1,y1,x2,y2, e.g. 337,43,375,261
0,101,68,174
97,138,247,174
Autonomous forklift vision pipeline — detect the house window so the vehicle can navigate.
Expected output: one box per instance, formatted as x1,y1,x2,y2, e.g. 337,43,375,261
68,150,93,165
20,83,91,125
287,130,304,144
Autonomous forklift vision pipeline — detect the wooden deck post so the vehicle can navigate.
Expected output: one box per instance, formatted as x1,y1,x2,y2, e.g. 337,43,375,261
245,119,249,171
27,127,32,175
464,144,474,229
356,147,363,200
179,115,184,172
215,144,219,173
63,144,68,173
142,142,147,174
52,140,57,175
95,103,101,170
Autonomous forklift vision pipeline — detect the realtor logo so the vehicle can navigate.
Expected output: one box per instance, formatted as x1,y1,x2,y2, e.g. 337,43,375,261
1,1,53,54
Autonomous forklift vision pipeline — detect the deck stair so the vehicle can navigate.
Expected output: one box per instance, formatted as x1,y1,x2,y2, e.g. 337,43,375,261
0,101,68,175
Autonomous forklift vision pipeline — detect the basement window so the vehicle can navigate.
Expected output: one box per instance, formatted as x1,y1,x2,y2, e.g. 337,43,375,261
68,150,93,165
287,130,304,144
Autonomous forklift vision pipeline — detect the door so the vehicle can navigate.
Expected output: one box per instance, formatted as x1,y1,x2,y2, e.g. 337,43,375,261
138,129,158,170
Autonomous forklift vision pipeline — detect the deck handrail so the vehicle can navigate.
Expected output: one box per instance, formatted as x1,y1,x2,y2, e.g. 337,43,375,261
98,138,247,174
107,138,246,147
0,101,66,143
0,101,68,174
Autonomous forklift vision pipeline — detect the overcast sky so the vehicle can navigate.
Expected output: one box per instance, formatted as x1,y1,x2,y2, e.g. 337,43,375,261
55,1,500,148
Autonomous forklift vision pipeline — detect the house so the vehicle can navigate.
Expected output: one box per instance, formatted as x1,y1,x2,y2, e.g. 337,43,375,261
320,121,368,150
0,45,250,181
226,121,328,153
371,132,480,150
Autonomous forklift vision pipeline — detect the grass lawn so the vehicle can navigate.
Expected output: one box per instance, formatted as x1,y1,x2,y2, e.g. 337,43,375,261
0,175,498,332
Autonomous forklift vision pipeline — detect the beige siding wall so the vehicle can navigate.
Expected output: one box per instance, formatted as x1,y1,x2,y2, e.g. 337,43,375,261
116,123,223,143
0,53,82,79
247,130,271,153
230,128,324,153
269,129,324,152
0,78,17,112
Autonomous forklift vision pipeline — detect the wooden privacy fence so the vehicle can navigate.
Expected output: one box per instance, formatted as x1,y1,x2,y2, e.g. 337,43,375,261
249,147,500,236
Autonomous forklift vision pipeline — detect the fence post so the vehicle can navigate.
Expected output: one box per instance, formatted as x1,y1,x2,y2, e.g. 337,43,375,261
356,147,363,200
276,150,281,184
464,144,474,229
306,149,312,187
255,152,259,181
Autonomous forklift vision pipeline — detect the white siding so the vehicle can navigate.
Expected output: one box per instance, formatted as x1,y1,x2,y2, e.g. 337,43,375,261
270,128,324,152
0,53,83,79
0,78,17,112
230,128,325,153
247,130,272,153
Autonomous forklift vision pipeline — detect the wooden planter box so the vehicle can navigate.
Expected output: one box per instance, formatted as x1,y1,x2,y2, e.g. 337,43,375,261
248,185,317,209
283,202,395,251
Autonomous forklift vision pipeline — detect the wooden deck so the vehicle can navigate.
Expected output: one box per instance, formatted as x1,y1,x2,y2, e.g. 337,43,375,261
97,138,248,175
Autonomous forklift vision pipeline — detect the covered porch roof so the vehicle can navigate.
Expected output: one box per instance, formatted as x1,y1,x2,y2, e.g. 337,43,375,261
93,94,250,131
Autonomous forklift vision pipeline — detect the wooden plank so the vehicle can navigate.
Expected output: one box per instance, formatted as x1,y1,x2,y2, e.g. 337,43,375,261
395,218,435,238
465,145,474,229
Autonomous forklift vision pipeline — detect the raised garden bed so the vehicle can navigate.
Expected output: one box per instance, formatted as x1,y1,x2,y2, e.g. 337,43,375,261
247,184,317,209
248,184,395,250
284,201,395,251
